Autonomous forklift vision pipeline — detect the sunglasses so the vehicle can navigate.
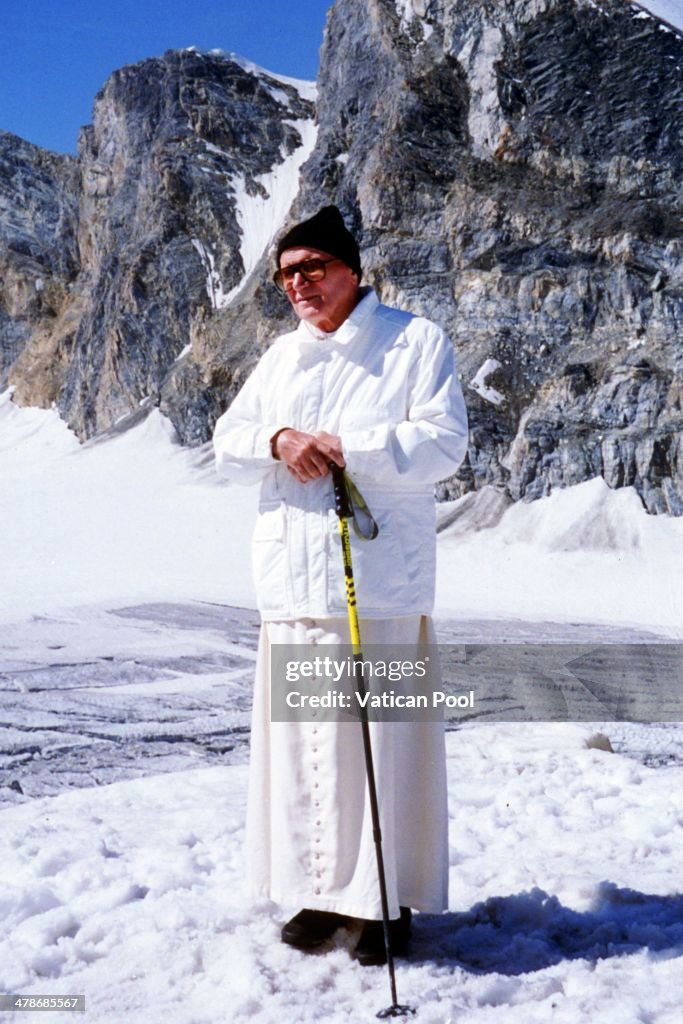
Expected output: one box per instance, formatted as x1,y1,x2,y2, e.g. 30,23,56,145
273,257,340,294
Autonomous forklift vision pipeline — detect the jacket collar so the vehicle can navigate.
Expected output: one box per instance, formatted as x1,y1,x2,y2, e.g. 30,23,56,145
298,287,379,345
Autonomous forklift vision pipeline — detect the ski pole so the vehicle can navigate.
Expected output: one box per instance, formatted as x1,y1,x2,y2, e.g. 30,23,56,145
329,464,416,1020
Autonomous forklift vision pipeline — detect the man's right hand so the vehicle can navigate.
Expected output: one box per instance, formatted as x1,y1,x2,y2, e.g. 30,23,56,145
272,428,345,483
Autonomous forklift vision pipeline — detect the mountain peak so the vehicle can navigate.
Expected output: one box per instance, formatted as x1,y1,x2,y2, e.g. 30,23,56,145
2,0,682,514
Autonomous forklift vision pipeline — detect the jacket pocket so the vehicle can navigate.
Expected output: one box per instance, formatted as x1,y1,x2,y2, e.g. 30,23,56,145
325,506,409,615
252,503,288,613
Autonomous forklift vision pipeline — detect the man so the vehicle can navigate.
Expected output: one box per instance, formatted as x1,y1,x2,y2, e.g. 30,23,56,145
213,205,468,965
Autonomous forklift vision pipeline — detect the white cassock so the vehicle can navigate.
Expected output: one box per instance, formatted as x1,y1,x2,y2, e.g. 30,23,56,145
246,615,449,919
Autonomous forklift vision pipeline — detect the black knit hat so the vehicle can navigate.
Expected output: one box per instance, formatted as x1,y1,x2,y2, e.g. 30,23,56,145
275,205,361,279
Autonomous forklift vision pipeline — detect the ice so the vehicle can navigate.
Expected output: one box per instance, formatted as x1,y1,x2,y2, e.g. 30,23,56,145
0,602,260,806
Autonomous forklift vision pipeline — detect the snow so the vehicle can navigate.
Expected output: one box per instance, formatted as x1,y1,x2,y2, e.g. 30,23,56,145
438,477,683,639
2,390,683,1021
187,52,317,310
216,49,317,104
582,1,683,35
2,388,680,637
394,0,434,40
633,1,683,34
191,237,232,311
227,116,317,303
469,358,505,406
0,389,258,623
1,725,682,1021
192,118,317,310
183,48,317,103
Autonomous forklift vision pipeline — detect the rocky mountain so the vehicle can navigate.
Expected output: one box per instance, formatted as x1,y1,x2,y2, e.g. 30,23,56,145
1,0,682,515
0,135,79,405
1,50,315,441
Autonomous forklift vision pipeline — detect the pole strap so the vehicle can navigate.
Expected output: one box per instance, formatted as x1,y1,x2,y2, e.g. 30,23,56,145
330,466,379,540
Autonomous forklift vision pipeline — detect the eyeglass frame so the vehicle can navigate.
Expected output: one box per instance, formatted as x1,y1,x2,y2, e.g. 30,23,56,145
272,256,341,294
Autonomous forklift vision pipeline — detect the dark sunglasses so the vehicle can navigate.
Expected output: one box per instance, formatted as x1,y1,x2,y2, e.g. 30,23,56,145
273,257,340,294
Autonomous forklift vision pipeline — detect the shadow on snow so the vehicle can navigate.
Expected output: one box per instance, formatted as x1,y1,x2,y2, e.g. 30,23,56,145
413,883,683,974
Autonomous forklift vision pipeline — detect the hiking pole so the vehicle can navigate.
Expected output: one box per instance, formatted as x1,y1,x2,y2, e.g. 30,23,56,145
329,463,416,1020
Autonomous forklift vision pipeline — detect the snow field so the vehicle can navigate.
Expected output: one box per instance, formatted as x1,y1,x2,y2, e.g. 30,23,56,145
1,727,682,1022
0,391,259,624
1,389,681,637
3,4,683,1018
437,477,683,639
2,392,682,1020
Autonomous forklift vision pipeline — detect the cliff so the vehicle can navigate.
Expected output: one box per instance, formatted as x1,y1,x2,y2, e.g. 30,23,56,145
2,49,315,441
1,0,682,514
299,0,683,514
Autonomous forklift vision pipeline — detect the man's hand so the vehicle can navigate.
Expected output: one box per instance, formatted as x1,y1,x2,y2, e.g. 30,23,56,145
272,428,345,483
315,431,345,470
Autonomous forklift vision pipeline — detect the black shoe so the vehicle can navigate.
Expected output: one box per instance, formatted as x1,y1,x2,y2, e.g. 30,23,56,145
353,907,412,966
281,909,352,950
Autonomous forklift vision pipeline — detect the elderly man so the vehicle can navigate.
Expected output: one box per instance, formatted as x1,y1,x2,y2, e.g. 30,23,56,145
213,205,468,965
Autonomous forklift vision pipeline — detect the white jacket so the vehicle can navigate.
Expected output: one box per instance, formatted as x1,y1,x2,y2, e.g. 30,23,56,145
213,289,468,619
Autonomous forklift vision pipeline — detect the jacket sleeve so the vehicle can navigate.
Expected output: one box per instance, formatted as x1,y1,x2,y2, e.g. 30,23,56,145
212,356,282,485
341,322,469,487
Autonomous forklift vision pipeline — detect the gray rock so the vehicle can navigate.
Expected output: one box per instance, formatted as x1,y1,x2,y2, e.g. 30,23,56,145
1,0,683,517
0,132,79,397
294,0,683,515
3,50,314,440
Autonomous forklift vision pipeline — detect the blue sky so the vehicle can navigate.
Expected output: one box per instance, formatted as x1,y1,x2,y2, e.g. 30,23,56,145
0,0,332,155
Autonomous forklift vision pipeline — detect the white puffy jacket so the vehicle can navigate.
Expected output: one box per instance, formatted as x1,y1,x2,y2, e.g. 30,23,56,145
213,289,468,619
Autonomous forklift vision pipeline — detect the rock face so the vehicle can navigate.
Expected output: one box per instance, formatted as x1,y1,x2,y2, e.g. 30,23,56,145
1,1,683,514
298,0,683,514
2,50,315,441
0,134,79,401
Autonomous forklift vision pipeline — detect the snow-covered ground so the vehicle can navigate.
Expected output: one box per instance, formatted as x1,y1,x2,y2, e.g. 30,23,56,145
0,390,258,623
2,390,681,636
436,477,682,640
1,390,682,1022
2,723,682,1023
